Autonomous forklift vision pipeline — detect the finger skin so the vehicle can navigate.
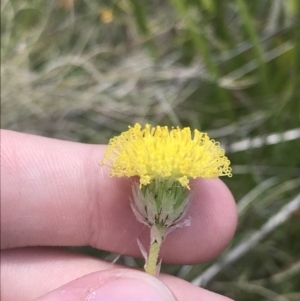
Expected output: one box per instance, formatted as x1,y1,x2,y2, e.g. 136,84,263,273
1,130,237,263
1,248,234,301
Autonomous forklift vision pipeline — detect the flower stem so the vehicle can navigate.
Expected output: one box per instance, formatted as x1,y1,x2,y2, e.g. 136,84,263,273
145,241,161,275
145,224,165,276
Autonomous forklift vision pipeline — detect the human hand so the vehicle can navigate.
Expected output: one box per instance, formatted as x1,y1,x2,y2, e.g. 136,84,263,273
1,129,237,301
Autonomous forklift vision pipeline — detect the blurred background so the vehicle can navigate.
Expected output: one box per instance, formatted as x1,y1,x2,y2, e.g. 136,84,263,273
1,0,300,299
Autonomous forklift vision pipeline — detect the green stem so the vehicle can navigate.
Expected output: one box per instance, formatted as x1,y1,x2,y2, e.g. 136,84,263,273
145,240,161,276
144,225,165,276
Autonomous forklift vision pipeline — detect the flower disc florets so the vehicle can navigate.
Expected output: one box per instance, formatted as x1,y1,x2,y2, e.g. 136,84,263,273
101,123,232,189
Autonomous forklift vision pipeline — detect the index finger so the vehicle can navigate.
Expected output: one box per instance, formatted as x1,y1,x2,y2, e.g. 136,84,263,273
1,130,237,263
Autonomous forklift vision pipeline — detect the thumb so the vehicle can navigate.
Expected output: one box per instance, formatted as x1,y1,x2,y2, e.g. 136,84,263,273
35,269,178,301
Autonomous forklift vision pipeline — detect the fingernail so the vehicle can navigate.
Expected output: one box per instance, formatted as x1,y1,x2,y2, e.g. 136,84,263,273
92,275,176,301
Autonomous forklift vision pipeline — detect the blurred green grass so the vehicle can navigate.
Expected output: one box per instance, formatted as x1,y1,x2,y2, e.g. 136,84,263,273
1,0,300,300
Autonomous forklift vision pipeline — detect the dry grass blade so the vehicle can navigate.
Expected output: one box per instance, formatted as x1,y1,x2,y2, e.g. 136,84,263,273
192,194,300,287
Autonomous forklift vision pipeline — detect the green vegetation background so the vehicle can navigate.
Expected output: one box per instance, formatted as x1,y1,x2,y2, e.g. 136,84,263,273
1,0,300,300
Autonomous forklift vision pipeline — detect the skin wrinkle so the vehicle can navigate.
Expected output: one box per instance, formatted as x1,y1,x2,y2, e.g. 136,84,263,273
61,147,91,246
84,145,102,249
37,146,84,247
2,138,31,248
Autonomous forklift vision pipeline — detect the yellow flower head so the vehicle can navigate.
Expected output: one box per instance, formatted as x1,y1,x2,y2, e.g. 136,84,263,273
101,123,232,275
99,8,113,24
101,123,232,188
